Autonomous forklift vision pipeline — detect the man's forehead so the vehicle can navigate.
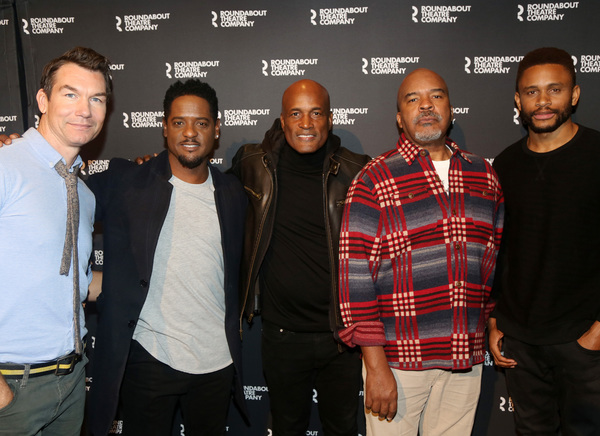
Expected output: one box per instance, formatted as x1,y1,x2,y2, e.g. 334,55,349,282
283,89,328,109
52,63,105,88
400,78,447,96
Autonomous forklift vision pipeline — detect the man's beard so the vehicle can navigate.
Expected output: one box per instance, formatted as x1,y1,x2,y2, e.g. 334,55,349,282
414,111,444,142
520,104,572,134
177,154,206,169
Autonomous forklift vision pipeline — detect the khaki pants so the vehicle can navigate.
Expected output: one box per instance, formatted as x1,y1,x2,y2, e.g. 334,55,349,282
363,362,482,436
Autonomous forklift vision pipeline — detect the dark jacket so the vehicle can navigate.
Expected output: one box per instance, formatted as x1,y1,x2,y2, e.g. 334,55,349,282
229,119,370,335
86,151,247,435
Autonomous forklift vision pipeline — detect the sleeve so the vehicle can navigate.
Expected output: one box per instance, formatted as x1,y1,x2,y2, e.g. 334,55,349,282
485,164,505,318
338,168,387,348
227,145,245,180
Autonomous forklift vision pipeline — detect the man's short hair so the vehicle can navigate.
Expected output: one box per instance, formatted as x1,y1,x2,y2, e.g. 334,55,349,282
516,47,576,91
163,79,219,122
40,46,112,100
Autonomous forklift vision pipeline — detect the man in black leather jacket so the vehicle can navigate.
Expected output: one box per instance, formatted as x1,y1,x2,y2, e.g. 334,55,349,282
229,79,370,436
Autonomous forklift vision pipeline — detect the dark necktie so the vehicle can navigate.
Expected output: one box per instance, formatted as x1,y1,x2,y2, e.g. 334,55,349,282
54,160,82,355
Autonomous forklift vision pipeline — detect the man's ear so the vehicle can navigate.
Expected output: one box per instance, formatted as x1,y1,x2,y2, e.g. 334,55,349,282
215,118,221,139
571,85,581,107
36,89,48,115
514,91,522,112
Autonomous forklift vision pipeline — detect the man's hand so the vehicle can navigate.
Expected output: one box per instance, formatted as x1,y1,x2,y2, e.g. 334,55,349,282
0,374,14,410
362,346,397,422
134,153,158,165
487,317,517,368
0,133,20,147
577,320,600,351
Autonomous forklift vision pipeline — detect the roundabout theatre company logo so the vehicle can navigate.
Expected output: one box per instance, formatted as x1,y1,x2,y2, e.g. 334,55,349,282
123,111,163,129
517,2,579,21
22,16,74,34
362,57,420,75
464,56,523,74
165,60,220,79
211,10,267,27
412,5,471,23
115,13,170,32
262,58,318,76
310,7,368,25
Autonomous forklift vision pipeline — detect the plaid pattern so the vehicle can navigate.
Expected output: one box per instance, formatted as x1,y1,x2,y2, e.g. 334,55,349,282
339,135,504,370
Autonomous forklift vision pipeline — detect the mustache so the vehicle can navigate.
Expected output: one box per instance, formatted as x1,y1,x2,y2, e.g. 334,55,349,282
533,108,558,115
414,111,443,123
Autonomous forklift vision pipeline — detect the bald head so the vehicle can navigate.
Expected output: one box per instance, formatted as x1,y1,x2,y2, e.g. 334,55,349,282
396,68,453,148
282,79,330,114
397,69,449,108
280,79,333,154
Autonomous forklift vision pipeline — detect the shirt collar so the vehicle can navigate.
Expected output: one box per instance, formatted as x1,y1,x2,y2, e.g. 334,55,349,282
23,128,83,172
396,133,472,165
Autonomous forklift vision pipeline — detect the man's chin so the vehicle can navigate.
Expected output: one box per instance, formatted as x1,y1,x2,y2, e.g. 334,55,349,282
177,155,206,169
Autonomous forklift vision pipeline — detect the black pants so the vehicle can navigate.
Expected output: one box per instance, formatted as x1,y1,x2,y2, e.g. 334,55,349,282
261,321,362,436
119,340,234,436
504,336,600,436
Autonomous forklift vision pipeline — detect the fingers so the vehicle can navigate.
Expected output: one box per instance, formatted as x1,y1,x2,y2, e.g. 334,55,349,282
489,340,517,368
0,135,12,146
134,153,158,165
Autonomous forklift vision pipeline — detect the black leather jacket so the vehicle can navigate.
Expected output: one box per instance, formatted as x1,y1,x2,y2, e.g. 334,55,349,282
229,119,370,336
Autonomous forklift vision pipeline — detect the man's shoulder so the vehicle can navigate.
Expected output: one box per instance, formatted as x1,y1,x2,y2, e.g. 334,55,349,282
335,146,371,168
577,124,600,142
210,164,243,189
494,138,524,169
234,142,267,160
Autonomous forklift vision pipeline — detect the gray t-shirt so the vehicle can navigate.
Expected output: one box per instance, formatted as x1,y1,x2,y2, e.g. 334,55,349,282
133,172,231,374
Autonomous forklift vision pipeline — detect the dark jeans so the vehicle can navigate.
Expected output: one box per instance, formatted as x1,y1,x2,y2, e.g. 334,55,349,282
504,336,600,436
261,321,362,436
0,356,86,436
120,340,234,436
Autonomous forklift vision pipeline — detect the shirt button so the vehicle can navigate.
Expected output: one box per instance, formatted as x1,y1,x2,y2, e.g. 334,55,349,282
455,243,461,250
435,175,441,182
482,190,489,196
140,280,148,288
452,209,457,216
420,150,427,156
408,193,414,199
455,281,463,287
128,320,136,328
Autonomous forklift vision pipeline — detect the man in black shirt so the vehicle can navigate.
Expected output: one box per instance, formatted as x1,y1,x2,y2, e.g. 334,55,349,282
230,79,370,435
489,47,600,435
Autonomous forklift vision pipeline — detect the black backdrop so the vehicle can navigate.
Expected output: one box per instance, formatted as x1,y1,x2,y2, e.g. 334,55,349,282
2,1,599,434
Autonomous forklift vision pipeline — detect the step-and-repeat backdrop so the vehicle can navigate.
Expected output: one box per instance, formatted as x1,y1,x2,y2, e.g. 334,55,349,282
2,0,599,435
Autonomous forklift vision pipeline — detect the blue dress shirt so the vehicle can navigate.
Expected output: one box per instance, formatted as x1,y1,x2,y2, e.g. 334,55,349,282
0,128,94,364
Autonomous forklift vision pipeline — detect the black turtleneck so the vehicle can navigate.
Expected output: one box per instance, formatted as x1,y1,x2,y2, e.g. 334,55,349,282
260,143,331,332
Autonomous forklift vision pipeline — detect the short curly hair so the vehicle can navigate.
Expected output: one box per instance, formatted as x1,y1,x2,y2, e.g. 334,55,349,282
163,79,219,121
516,47,576,91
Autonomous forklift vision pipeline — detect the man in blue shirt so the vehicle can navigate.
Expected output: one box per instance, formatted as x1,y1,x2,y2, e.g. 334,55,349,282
0,47,112,436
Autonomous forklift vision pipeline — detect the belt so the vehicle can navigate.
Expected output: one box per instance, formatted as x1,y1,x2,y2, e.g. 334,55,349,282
0,352,82,379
